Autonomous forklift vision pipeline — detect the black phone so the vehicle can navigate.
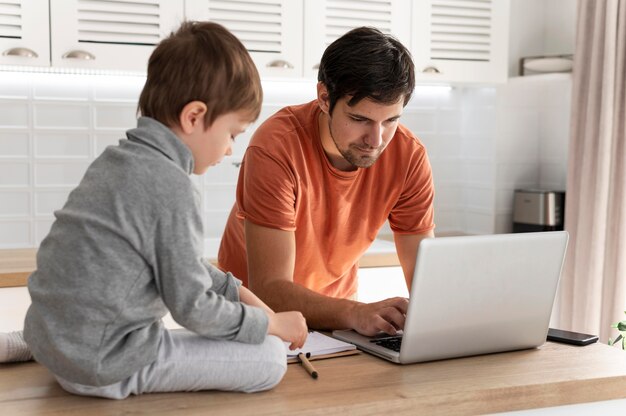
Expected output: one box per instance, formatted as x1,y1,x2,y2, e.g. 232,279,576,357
547,328,599,346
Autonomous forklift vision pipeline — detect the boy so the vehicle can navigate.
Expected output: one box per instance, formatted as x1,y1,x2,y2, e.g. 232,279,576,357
1,21,307,399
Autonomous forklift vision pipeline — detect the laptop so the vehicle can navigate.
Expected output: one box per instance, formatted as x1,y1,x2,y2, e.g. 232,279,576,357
332,231,569,364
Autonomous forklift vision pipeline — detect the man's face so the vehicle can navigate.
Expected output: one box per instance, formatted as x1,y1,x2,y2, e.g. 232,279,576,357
317,84,404,171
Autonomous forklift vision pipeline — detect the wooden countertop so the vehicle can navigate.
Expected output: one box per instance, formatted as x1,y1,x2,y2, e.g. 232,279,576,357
0,248,36,288
2,341,626,415
0,245,401,288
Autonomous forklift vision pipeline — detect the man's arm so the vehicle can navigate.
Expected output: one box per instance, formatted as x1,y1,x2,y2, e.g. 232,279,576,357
245,220,408,336
393,230,435,291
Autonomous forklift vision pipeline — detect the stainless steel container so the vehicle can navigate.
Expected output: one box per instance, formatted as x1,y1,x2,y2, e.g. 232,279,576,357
513,189,565,232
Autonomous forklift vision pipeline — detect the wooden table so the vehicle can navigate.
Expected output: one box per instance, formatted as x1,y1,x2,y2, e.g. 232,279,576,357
0,247,401,288
2,341,626,415
0,248,36,288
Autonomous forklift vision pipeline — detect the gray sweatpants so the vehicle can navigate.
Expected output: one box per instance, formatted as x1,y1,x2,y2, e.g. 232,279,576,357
55,329,287,399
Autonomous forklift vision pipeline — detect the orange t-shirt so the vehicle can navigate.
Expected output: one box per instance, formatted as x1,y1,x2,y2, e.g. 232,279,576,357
218,100,435,299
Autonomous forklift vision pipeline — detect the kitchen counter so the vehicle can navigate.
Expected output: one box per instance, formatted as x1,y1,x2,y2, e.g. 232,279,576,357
0,238,400,288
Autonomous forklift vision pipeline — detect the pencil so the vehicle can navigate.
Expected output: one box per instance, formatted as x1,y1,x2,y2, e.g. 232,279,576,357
298,352,318,379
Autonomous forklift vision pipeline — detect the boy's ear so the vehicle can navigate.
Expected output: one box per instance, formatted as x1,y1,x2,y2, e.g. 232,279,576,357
178,101,208,134
317,82,331,114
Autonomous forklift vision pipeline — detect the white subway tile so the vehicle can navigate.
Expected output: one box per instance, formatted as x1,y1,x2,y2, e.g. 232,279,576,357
203,210,230,239
94,105,137,129
430,159,462,183
464,186,494,212
0,162,29,186
432,133,462,158
231,135,253,159
36,219,54,245
35,162,90,186
497,79,542,108
402,111,437,135
463,211,495,235
495,213,514,234
204,184,236,212
460,134,494,160
261,80,317,106
95,133,123,155
33,76,90,101
462,107,496,136
496,132,540,163
461,87,497,107
0,102,29,127
539,162,567,190
496,163,540,188
92,75,145,101
0,191,30,216
539,108,570,158
0,72,31,98
434,187,464,212
202,158,241,185
35,190,70,215
464,162,494,185
0,221,30,247
496,189,515,213
433,209,464,233
0,132,29,156
436,110,461,134
34,103,90,128
35,132,90,157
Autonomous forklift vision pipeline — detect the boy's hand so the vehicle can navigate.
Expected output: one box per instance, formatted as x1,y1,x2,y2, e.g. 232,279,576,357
268,311,308,350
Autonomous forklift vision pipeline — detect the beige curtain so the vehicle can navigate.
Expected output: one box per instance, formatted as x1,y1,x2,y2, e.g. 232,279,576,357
557,0,626,342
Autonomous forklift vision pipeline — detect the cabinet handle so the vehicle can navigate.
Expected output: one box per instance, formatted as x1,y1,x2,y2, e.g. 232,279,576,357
62,50,96,60
422,66,441,74
2,47,39,58
267,59,294,69
312,63,320,70
232,161,242,168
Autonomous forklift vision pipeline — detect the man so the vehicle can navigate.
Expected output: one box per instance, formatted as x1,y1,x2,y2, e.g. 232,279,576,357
218,27,435,336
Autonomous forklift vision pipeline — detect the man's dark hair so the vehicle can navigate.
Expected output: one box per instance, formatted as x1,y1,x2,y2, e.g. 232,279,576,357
317,26,415,114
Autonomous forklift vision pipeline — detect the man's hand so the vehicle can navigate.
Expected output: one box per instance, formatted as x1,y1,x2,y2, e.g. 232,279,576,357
348,297,409,336
268,311,308,350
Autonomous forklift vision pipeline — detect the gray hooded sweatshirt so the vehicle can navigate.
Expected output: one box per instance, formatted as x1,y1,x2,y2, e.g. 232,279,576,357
24,117,268,386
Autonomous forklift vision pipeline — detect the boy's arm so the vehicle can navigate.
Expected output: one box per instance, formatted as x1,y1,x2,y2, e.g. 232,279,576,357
245,220,408,336
238,285,274,316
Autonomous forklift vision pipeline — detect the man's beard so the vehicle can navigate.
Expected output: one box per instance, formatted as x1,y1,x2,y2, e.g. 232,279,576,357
328,120,384,169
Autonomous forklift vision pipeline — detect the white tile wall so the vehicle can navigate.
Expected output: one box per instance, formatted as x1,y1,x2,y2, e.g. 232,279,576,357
0,72,572,248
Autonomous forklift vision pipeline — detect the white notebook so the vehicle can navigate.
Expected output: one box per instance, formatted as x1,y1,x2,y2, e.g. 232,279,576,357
285,331,357,363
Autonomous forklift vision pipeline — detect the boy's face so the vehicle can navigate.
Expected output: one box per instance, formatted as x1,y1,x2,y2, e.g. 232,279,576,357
190,110,251,175
317,84,403,171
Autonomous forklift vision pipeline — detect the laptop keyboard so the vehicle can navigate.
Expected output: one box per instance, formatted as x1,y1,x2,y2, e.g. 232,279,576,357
371,335,403,352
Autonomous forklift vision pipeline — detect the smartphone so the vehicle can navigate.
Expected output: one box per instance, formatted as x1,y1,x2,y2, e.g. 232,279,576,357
547,328,599,346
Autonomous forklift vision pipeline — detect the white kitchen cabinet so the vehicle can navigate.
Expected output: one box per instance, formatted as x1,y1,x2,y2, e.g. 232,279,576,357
185,0,303,78
50,0,184,71
0,0,50,67
412,0,510,84
303,0,411,79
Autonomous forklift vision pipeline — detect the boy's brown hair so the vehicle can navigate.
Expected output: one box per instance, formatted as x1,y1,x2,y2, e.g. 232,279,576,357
138,21,262,128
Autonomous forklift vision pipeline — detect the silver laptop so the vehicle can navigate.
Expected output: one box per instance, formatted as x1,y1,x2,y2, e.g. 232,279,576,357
333,231,569,364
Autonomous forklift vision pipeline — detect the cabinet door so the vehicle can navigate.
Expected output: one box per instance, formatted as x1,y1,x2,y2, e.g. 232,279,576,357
186,0,303,78
0,0,50,66
303,0,411,79
50,0,184,72
412,0,510,84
